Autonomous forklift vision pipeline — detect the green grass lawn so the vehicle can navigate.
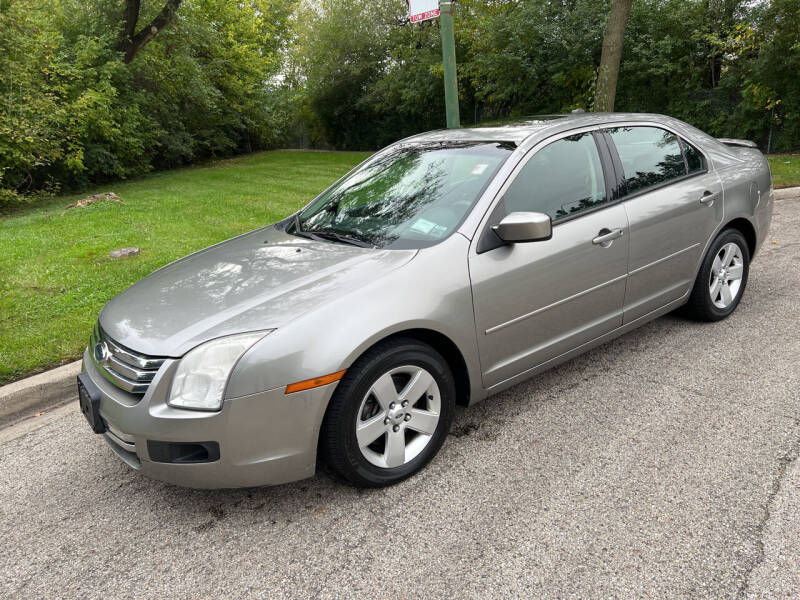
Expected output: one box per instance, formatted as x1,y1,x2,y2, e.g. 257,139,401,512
767,154,800,188
0,150,370,385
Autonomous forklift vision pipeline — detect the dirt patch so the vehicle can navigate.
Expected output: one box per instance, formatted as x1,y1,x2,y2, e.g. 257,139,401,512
61,192,125,215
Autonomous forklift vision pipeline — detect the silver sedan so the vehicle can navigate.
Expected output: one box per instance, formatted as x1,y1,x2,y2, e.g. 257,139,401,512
78,113,773,488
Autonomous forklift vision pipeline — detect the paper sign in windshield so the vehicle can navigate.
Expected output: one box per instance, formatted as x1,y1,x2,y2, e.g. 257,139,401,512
410,218,448,237
471,163,489,175
410,218,437,234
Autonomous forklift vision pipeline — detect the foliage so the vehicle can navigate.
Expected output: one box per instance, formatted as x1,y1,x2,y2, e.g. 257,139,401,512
286,0,442,149
2,0,800,203
288,0,800,152
744,0,800,150
458,0,608,117
0,0,295,204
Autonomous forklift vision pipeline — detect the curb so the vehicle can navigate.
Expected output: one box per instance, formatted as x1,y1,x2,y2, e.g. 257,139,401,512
0,360,81,427
774,187,800,200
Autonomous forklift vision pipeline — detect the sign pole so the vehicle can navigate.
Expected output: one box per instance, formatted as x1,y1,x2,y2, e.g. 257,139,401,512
439,2,460,129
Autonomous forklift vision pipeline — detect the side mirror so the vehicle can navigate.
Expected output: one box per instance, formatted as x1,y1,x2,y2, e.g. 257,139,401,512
492,212,552,243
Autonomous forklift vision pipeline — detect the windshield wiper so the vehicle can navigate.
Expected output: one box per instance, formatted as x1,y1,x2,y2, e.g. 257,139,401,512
306,229,376,248
289,213,322,241
292,212,307,234
290,214,375,248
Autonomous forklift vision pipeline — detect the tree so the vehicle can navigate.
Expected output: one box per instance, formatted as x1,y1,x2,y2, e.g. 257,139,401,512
1,0,297,204
594,0,632,112
462,0,608,118
118,0,183,63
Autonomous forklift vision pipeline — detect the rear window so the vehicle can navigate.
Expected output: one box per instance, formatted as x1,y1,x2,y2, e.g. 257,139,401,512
607,126,687,195
682,139,706,174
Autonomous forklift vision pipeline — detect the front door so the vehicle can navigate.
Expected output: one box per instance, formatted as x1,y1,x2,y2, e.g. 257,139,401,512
469,131,629,389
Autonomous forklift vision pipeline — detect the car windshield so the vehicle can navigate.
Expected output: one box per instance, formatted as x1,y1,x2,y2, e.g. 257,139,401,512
293,141,515,249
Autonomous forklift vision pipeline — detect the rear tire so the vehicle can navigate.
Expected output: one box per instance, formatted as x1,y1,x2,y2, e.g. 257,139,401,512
319,338,455,488
682,228,750,322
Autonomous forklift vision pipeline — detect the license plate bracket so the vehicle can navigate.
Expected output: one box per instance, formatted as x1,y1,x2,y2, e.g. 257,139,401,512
77,373,105,434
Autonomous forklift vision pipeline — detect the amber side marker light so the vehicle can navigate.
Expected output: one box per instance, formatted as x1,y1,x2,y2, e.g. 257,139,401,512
285,370,347,394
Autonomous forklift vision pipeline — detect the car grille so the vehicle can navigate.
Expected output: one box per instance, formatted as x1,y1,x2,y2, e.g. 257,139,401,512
89,324,166,395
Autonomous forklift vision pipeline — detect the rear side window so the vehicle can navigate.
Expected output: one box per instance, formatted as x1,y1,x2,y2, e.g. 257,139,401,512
504,132,607,221
607,126,686,195
682,139,706,174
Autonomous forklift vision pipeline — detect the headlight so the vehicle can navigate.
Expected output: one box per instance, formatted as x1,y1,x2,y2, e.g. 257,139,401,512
168,331,272,411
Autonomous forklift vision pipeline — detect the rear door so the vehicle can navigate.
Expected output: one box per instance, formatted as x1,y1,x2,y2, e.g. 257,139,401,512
602,126,723,322
469,130,629,388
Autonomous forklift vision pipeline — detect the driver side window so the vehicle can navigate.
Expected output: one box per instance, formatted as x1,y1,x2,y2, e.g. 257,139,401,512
504,132,608,221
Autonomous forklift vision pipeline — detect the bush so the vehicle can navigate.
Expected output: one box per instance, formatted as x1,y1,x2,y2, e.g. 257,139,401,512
0,0,295,208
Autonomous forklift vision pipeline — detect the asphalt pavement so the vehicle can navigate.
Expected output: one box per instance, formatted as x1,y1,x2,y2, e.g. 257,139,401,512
2,194,799,599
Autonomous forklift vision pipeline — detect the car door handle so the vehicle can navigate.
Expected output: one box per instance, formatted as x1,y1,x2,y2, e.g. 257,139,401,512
700,191,719,206
592,228,624,246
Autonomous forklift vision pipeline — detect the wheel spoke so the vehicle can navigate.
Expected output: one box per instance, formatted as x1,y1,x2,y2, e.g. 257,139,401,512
720,282,733,306
722,243,737,267
400,368,435,406
356,414,386,448
370,373,398,410
710,277,723,300
385,431,406,467
407,409,439,436
712,255,723,273
727,263,743,281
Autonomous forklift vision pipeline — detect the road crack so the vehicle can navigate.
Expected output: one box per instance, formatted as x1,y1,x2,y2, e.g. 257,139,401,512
737,432,800,599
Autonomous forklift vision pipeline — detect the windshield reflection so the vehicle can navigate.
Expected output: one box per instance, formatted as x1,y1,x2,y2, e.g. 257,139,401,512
295,141,515,249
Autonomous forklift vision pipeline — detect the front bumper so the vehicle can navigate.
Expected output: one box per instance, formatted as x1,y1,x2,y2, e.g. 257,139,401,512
81,348,337,488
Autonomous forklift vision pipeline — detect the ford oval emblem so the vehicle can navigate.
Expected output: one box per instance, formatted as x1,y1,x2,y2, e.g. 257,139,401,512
93,341,109,364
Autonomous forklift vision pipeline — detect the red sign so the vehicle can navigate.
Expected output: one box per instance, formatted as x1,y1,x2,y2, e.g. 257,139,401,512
409,0,440,23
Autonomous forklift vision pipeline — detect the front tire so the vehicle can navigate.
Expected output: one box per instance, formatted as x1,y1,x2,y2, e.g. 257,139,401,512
319,338,456,487
682,228,750,321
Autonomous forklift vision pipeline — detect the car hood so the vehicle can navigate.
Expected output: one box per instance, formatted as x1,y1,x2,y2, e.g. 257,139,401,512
99,226,417,357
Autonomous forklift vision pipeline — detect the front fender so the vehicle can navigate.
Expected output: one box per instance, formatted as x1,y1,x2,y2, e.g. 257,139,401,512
225,234,482,403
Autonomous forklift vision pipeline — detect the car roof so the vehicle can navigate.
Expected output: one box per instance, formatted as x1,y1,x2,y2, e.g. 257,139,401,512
405,112,682,145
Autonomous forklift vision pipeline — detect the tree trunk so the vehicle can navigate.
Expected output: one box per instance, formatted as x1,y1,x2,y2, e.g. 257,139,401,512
120,0,141,48
118,0,183,64
594,0,633,112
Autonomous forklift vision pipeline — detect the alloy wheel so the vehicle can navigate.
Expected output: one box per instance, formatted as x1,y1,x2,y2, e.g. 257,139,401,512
708,242,744,309
355,365,441,468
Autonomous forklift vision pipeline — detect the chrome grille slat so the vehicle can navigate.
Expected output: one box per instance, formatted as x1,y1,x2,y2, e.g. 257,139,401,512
90,324,165,395
104,336,166,370
100,365,151,394
106,354,156,383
